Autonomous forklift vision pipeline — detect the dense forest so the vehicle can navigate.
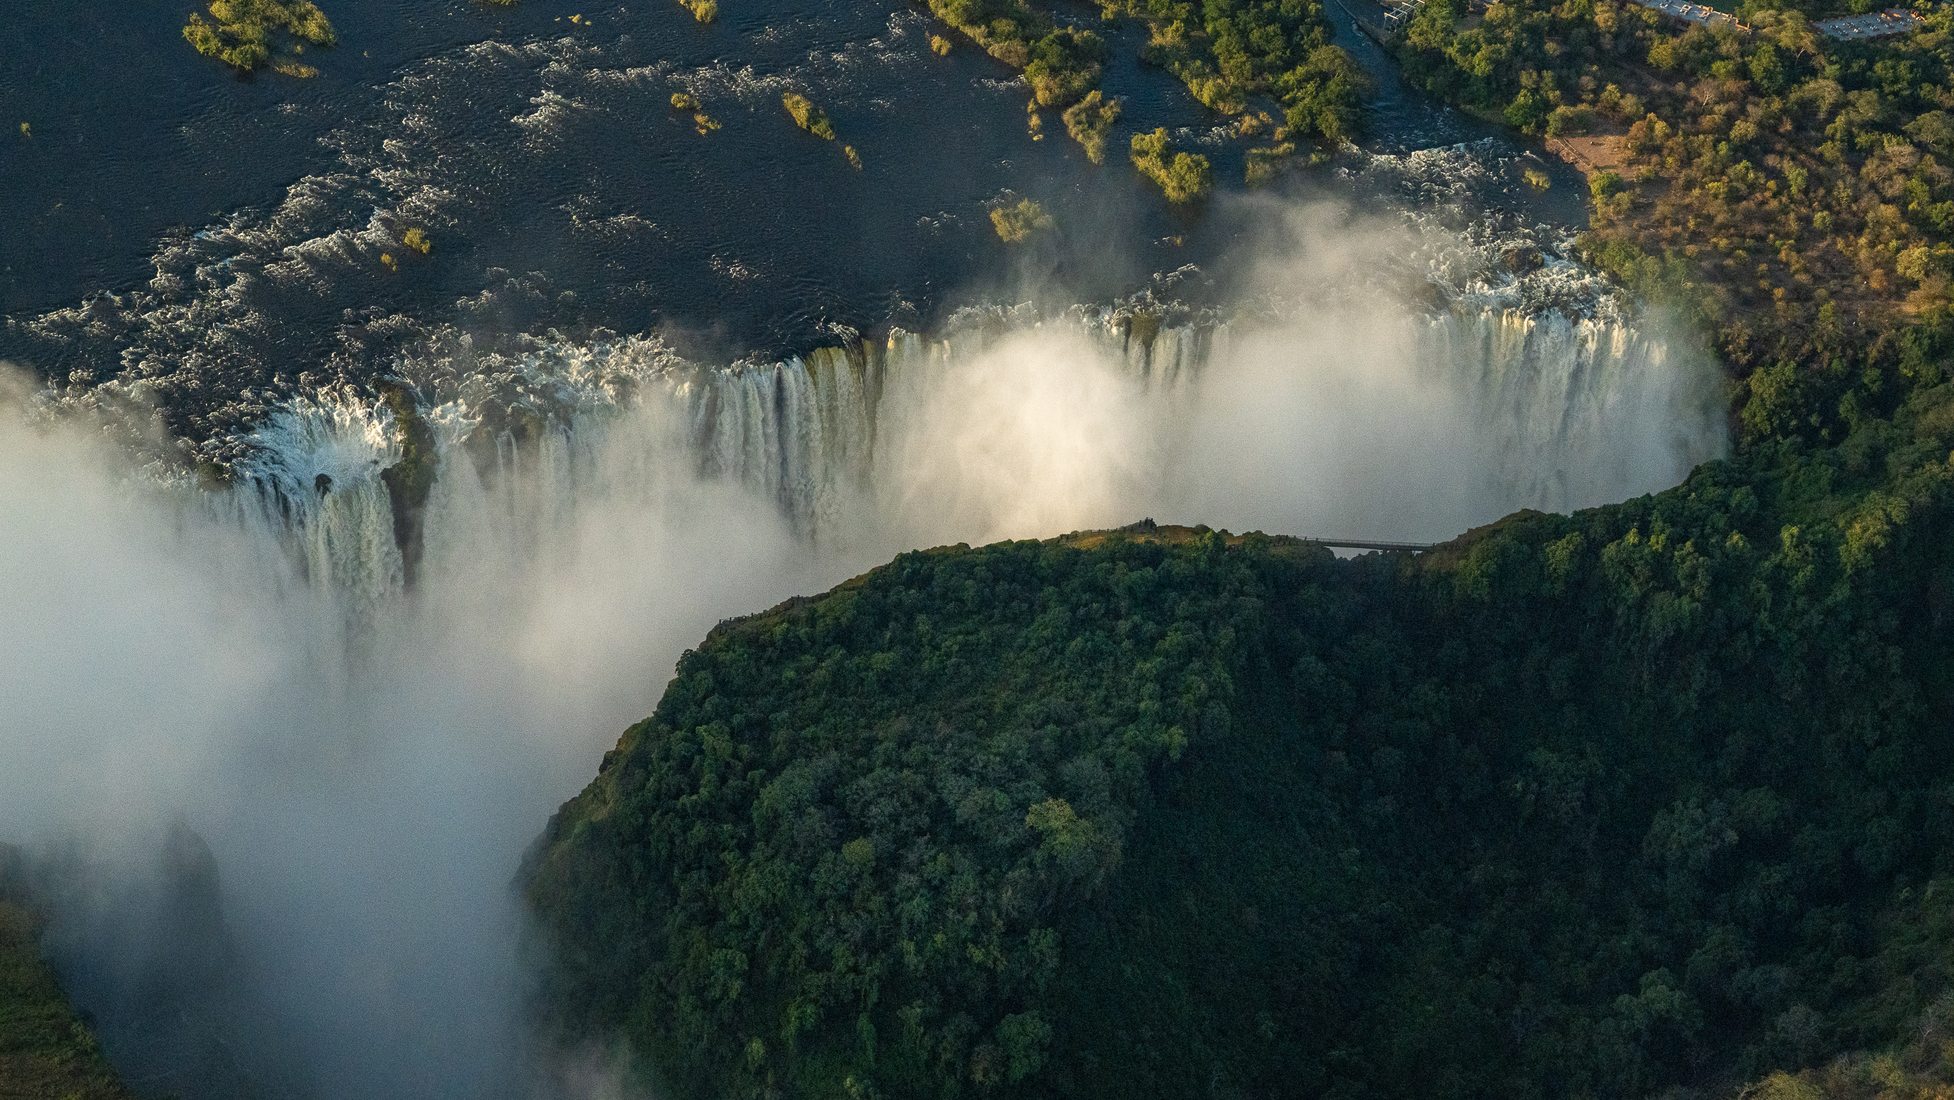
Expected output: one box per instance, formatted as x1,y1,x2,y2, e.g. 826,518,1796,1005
525,325,1954,1097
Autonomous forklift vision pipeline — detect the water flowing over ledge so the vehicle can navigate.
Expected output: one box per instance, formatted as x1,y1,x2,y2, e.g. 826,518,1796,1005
196,295,1727,626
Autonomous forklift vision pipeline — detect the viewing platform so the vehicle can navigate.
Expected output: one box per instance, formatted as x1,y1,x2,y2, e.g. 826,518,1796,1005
1627,0,1745,30
1814,7,1926,39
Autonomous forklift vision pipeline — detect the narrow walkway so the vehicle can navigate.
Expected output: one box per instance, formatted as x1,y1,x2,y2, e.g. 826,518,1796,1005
1382,0,1923,38
1300,538,1437,552
1626,0,1745,30
1814,7,1925,39
1381,0,1423,29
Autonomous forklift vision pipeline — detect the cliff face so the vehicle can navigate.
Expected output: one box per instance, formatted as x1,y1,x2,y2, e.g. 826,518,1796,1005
524,380,1954,1099
0,846,134,1100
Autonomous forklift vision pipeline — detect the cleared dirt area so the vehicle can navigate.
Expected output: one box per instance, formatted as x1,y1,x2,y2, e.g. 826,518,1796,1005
1546,131,1631,180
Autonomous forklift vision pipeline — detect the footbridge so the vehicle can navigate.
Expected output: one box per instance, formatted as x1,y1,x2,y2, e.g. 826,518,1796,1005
1298,537,1437,552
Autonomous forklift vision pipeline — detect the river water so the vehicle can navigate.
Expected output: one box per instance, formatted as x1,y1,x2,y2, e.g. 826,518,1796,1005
1,0,1591,445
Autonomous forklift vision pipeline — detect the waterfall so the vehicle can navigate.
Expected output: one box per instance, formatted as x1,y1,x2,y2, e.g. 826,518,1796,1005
0,289,1731,1100
1417,306,1720,515
193,301,1726,621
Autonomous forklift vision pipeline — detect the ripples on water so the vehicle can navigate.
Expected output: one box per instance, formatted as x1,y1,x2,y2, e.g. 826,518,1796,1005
2,0,1600,451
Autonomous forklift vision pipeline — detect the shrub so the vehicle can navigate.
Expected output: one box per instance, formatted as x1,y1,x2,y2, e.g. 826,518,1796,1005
1130,128,1212,203
990,197,1055,242
1023,27,1107,107
1244,142,1296,185
1061,90,1121,164
782,93,836,141
183,0,336,73
1546,104,1597,136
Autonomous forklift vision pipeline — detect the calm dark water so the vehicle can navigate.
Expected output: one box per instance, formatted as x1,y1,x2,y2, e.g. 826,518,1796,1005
0,0,1582,442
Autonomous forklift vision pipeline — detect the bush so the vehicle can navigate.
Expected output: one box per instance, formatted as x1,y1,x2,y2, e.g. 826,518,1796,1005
1130,128,1212,202
782,93,836,141
182,0,336,73
1244,142,1296,185
990,197,1055,242
1061,90,1121,164
1024,27,1107,107
1546,104,1597,136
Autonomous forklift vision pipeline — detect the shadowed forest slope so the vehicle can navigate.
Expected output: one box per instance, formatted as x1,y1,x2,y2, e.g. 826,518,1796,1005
525,371,1954,1099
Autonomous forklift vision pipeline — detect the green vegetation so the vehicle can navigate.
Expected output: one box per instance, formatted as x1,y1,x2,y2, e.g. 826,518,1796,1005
923,0,1073,70
1395,0,1954,365
182,0,335,73
1024,27,1109,107
989,196,1055,241
931,33,955,55
922,0,1360,171
1102,0,1367,140
0,850,134,1100
677,0,718,23
1244,139,1298,183
1130,127,1213,201
782,92,837,141
529,332,1954,1098
670,93,721,134
1060,90,1122,164
1734,991,1954,1097
401,227,431,255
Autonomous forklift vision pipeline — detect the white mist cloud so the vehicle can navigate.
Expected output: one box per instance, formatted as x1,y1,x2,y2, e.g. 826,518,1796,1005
876,327,1167,542
0,383,820,1098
